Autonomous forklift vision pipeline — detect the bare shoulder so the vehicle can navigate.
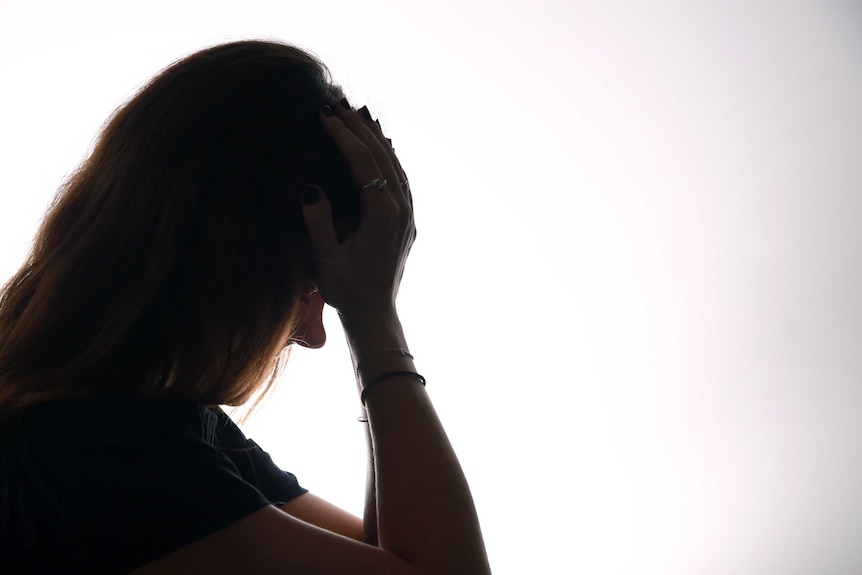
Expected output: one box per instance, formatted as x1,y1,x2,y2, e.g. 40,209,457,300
129,505,427,575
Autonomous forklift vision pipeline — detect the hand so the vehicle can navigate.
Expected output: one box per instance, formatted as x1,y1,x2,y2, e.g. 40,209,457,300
300,102,416,319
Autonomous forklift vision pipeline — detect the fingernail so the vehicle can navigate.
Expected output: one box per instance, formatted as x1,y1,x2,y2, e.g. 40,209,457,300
301,185,320,205
359,105,372,121
321,105,334,117
340,97,351,110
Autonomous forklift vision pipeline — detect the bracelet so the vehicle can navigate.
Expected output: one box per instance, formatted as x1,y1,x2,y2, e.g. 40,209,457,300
360,371,426,406
355,347,413,377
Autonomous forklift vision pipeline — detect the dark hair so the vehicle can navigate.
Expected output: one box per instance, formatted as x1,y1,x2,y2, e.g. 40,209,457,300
0,40,359,430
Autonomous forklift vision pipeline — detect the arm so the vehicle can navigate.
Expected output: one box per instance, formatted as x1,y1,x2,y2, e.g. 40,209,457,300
281,309,489,571
340,309,490,572
362,411,380,545
276,419,377,546
296,99,491,572
278,493,364,542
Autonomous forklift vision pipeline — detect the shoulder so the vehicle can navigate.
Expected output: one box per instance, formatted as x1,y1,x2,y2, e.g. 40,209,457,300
0,393,275,573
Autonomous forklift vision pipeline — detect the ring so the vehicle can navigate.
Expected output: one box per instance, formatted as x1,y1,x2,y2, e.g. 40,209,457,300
399,180,409,186
361,179,387,190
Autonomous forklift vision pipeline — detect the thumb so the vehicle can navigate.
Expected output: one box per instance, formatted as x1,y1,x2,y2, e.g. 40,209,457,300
300,184,339,261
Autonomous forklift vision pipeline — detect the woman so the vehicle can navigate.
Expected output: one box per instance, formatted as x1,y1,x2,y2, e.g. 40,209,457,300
0,40,491,574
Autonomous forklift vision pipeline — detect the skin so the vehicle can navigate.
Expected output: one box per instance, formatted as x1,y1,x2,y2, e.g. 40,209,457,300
290,290,327,349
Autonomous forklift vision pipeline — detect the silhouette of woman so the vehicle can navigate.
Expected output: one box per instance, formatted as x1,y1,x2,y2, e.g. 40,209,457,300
0,40,491,575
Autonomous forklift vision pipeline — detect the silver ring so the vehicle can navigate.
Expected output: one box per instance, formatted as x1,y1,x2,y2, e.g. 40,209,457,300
361,178,387,190
399,180,409,186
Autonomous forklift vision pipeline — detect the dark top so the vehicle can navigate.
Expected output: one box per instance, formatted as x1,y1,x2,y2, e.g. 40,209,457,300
0,392,307,574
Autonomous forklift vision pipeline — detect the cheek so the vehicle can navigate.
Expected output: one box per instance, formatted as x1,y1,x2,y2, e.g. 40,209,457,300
298,292,327,348
301,291,324,317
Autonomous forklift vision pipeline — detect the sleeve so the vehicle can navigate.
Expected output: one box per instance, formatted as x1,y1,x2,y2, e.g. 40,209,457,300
209,407,309,507
59,430,283,574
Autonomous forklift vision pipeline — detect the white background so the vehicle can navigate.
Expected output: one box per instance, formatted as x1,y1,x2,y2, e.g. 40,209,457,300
1,1,861,573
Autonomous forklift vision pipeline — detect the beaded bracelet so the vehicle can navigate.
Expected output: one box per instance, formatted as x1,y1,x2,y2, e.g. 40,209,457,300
360,370,427,406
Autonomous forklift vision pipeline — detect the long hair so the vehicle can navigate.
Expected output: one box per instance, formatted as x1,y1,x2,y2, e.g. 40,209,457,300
0,40,359,431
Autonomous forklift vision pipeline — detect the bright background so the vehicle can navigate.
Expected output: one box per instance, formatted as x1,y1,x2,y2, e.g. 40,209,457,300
1,1,861,573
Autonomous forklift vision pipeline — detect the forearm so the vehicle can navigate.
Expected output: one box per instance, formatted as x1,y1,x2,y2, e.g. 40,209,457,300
367,380,489,573
362,413,379,546
342,309,491,574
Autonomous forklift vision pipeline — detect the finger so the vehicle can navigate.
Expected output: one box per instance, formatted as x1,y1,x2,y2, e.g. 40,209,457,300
300,184,339,263
364,109,411,207
332,102,405,210
334,99,388,163
390,152,412,210
369,114,411,209
371,120,404,179
319,105,393,224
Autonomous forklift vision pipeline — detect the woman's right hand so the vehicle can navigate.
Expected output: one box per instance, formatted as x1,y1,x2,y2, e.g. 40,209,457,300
300,101,415,320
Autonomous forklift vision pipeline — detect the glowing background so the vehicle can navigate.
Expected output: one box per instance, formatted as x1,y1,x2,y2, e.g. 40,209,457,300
1,1,860,573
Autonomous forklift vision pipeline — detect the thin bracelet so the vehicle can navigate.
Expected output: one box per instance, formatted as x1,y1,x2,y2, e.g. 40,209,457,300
355,347,414,376
360,370,426,406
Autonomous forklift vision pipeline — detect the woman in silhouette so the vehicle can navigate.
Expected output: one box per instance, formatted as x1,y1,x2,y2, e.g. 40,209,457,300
0,40,491,574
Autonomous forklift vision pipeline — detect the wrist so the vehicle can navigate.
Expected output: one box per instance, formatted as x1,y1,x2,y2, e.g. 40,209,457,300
338,304,399,330
338,309,420,402
339,307,405,356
